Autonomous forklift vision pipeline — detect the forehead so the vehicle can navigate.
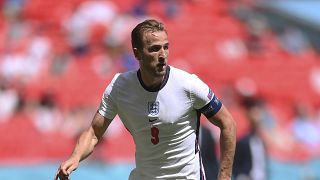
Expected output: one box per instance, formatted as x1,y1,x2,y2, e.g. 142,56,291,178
142,31,168,46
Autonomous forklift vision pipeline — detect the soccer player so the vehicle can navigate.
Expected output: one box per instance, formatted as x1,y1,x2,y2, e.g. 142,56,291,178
55,19,236,180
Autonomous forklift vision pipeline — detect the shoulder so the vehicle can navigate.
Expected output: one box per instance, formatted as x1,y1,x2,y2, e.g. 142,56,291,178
111,70,137,86
168,66,208,94
105,70,137,95
168,66,196,92
170,66,192,76
169,66,196,81
170,66,206,87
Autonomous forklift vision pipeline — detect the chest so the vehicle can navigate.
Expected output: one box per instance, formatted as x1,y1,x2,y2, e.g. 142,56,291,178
115,84,194,131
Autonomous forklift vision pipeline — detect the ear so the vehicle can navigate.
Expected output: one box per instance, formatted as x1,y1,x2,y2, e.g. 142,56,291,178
133,48,140,61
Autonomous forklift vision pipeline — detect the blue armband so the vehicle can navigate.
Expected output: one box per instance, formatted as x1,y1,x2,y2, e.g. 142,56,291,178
199,95,222,118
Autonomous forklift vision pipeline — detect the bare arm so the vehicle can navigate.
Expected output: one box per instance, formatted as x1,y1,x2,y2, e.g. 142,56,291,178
71,112,111,161
207,105,236,180
55,112,112,180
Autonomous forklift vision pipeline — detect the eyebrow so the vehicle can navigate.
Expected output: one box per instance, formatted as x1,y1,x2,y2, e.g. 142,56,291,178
148,42,169,47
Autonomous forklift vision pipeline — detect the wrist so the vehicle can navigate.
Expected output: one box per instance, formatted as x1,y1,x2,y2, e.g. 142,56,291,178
70,153,81,162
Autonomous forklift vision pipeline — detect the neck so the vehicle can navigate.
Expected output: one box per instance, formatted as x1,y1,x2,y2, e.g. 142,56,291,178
137,66,170,92
140,70,164,89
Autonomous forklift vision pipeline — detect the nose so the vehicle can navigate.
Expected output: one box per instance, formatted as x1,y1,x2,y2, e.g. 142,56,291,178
159,48,167,59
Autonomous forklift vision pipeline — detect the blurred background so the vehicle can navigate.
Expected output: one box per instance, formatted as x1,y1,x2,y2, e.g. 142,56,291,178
0,0,320,179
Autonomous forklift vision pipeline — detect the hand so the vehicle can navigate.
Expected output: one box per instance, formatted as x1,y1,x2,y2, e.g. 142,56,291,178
55,157,79,180
55,170,70,180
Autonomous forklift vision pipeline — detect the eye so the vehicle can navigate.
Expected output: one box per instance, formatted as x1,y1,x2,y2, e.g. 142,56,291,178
164,43,169,50
148,45,161,52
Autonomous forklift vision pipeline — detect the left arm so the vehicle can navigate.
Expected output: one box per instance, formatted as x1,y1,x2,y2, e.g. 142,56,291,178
207,105,236,180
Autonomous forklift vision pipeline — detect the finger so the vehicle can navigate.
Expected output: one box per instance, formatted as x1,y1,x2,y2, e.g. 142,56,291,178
61,163,71,176
58,171,69,180
66,164,78,175
55,168,62,180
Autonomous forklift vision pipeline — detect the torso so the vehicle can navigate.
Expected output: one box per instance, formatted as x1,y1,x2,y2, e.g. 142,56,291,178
100,66,210,179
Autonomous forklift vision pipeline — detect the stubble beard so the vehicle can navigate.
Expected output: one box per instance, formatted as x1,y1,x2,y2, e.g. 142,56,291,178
155,64,167,76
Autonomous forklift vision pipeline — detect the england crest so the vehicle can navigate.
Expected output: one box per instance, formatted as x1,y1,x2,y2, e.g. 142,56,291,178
148,101,159,116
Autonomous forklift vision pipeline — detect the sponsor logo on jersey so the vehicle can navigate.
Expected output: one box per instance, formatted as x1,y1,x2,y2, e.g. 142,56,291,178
148,101,159,116
207,89,213,100
148,118,158,122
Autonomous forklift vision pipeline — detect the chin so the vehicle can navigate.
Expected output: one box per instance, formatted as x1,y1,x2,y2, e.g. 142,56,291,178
151,65,167,77
159,68,167,74
153,70,165,77
154,72,165,77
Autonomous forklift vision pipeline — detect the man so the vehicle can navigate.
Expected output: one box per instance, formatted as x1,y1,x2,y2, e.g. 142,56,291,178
200,125,219,180
233,97,268,180
55,19,236,180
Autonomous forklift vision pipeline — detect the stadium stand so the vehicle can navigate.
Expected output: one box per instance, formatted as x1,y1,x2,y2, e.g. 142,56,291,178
1,0,320,179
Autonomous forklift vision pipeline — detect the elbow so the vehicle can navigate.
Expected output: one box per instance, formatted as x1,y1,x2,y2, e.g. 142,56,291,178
86,127,100,146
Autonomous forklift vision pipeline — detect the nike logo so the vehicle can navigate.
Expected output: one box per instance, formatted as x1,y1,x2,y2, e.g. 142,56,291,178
149,118,158,122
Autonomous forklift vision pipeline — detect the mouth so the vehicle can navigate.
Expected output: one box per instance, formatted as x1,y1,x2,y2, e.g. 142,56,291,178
156,64,167,73
157,63,166,68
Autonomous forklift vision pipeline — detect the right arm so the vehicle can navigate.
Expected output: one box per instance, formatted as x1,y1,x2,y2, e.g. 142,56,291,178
55,112,112,180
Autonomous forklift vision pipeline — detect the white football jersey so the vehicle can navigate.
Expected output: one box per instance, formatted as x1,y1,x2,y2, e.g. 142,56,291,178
98,66,220,180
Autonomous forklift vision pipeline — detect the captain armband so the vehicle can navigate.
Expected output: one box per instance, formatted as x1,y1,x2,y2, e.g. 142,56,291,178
199,95,222,118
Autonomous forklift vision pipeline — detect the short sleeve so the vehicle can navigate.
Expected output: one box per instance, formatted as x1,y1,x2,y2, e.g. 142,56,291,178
190,74,213,109
98,74,120,120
